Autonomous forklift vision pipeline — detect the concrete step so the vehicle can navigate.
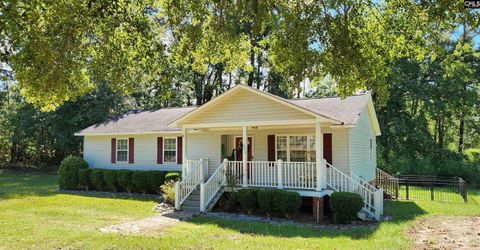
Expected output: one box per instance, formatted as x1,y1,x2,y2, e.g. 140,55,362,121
187,194,200,201
183,199,200,207
191,189,200,195
181,205,200,212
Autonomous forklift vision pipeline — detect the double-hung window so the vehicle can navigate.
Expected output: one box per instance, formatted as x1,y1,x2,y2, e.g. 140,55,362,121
163,138,177,163
116,139,128,162
276,135,316,162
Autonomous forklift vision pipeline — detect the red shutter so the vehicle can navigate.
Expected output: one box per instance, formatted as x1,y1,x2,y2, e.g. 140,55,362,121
157,137,163,164
111,138,116,163
323,133,333,165
128,138,134,164
177,136,183,164
267,135,276,161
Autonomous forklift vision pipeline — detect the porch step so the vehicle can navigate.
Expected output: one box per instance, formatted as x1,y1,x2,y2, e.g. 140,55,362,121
180,187,201,211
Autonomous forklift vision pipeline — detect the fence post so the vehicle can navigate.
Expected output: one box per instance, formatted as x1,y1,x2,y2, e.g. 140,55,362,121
430,178,434,201
277,159,283,189
395,178,399,200
200,183,205,212
175,181,180,210
374,188,384,221
405,179,409,200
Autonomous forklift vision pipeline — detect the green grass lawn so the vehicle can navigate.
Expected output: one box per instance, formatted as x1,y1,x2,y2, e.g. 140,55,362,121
1,170,479,250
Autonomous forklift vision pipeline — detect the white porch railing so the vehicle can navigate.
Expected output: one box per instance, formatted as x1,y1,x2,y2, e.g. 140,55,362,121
175,159,205,210
283,162,316,190
182,159,202,178
200,159,228,212
325,162,383,220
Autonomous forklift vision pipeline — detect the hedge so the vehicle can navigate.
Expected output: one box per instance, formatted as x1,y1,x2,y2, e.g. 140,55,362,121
78,168,92,190
132,171,149,193
235,188,302,218
236,188,258,214
330,192,364,224
90,170,105,191
68,168,173,194
58,156,88,189
103,170,118,192
117,170,134,193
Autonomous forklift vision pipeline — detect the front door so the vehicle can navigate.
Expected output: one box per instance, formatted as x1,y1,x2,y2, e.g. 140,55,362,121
235,137,253,161
323,133,333,165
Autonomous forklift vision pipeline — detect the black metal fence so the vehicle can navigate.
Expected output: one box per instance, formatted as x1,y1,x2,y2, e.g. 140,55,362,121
396,175,467,203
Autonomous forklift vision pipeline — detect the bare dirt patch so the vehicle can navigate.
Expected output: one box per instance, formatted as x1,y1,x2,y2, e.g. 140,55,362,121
100,204,198,235
408,216,480,249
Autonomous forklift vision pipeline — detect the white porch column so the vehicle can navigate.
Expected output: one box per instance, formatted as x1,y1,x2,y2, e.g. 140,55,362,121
242,126,248,187
315,122,325,191
182,127,187,178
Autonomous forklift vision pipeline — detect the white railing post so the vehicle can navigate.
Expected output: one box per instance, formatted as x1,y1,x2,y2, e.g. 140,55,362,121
200,183,206,212
317,159,327,191
200,158,205,183
374,188,384,220
277,159,283,189
175,181,180,210
242,126,248,187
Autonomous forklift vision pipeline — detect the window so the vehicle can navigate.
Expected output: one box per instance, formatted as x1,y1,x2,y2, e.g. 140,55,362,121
369,138,373,161
276,135,316,162
163,138,177,163
116,139,128,162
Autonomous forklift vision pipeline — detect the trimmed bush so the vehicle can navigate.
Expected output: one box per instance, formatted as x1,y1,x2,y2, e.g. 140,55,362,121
219,192,237,212
77,168,92,190
58,155,88,189
161,180,176,204
132,171,149,193
117,170,134,193
257,189,276,217
330,192,364,224
103,170,118,192
165,172,181,183
146,171,165,193
236,188,258,214
90,169,105,191
272,190,301,219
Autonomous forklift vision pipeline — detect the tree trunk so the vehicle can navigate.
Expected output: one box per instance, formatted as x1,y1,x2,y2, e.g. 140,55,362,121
247,34,255,87
458,111,465,154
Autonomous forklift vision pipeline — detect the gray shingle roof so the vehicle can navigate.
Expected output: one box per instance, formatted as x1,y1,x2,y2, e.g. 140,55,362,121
288,94,369,125
76,93,370,135
75,107,196,135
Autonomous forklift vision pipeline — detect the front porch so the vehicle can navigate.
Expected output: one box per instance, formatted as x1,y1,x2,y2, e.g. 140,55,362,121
177,158,384,220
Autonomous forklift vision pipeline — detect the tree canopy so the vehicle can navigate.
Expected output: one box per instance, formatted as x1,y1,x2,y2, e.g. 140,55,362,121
0,0,478,185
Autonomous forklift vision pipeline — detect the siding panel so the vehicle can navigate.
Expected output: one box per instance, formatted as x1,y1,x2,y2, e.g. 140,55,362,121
349,106,377,181
188,89,314,124
84,133,182,171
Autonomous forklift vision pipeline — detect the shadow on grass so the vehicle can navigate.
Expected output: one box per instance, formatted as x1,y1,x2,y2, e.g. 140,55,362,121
0,169,159,202
186,200,426,239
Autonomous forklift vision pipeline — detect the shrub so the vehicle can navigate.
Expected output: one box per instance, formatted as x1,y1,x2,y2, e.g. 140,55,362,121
58,155,88,189
132,171,149,193
146,171,165,193
161,180,176,205
90,169,105,191
117,170,134,193
257,189,276,217
330,192,364,224
236,188,258,214
165,172,181,183
272,190,301,219
103,170,118,192
77,168,92,191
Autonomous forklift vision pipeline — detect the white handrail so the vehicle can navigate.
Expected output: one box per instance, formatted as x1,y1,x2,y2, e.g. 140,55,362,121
200,159,227,212
175,159,203,210
351,172,377,194
325,162,382,219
